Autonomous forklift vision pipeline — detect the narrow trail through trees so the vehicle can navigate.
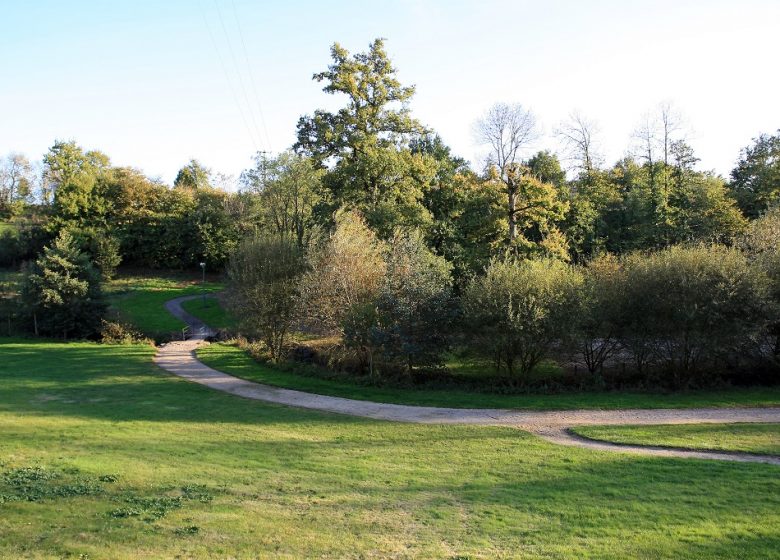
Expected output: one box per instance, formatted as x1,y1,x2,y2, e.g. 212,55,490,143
155,295,780,465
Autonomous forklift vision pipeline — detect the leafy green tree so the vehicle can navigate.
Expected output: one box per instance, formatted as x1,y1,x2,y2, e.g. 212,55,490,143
19,230,106,339
526,150,567,190
174,159,212,190
0,153,35,216
741,207,780,366
463,258,581,379
242,151,324,247
226,236,305,362
730,131,780,218
44,140,111,231
295,39,436,236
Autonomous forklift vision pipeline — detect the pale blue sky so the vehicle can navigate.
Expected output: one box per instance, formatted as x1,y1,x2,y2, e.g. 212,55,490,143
1,0,778,185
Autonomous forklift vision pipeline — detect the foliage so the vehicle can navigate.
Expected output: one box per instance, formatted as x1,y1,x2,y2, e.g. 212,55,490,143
299,210,386,334
226,236,305,361
575,254,625,374
241,150,324,247
463,258,581,378
295,38,436,236
741,207,780,366
730,130,780,218
0,153,35,216
173,159,211,190
343,230,455,375
618,245,771,386
18,230,106,339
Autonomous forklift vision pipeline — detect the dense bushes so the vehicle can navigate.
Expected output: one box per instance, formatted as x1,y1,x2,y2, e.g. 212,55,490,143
230,210,778,388
462,259,580,379
617,245,770,386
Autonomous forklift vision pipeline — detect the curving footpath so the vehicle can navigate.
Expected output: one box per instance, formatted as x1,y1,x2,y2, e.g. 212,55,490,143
155,295,780,465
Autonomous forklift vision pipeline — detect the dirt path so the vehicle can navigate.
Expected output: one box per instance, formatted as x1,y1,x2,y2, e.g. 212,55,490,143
155,300,780,465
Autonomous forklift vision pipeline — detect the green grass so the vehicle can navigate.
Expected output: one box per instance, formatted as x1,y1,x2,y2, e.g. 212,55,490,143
0,221,15,234
0,338,778,558
197,342,780,411
572,423,780,456
106,273,223,337
180,296,236,330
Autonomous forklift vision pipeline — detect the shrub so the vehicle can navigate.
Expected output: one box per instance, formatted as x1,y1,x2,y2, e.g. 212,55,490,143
298,210,386,334
575,254,625,374
344,230,455,376
462,258,581,380
618,244,771,387
226,236,305,362
741,207,780,367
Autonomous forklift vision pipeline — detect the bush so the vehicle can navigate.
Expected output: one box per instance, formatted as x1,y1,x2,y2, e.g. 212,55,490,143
576,254,625,374
741,207,780,368
343,230,455,376
226,236,305,362
299,210,386,334
463,258,581,380
618,244,771,387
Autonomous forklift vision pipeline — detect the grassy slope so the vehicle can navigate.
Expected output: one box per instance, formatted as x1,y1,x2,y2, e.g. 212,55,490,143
106,274,223,337
572,423,780,456
198,342,780,411
0,338,778,559
180,296,235,330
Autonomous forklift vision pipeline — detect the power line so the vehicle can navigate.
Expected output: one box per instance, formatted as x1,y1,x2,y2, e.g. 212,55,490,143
197,0,260,152
230,0,273,152
212,0,266,153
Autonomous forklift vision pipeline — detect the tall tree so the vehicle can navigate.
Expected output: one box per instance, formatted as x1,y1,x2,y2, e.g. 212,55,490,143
241,151,324,247
294,38,435,236
0,153,34,215
556,111,602,183
475,103,567,256
19,230,106,339
174,159,211,190
730,131,780,218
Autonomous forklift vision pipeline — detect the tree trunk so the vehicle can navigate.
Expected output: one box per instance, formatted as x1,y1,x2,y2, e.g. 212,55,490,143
507,187,517,242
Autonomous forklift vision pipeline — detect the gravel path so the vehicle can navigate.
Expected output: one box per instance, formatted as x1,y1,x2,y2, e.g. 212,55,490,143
155,298,780,465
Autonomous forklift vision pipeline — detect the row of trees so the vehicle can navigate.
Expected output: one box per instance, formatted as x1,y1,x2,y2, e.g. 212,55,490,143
3,40,779,281
227,208,779,388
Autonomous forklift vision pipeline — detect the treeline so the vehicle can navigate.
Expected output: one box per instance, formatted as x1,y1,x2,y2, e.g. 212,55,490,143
1,38,778,386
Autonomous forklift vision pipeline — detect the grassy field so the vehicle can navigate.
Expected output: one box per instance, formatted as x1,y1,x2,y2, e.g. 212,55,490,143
0,338,778,559
198,342,780,411
572,423,780,456
106,273,223,337
180,296,236,331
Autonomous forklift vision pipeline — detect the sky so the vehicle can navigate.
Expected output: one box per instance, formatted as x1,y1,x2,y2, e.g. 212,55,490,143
1,0,779,186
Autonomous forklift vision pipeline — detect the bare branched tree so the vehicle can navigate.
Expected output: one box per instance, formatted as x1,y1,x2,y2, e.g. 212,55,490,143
555,111,602,180
474,103,539,242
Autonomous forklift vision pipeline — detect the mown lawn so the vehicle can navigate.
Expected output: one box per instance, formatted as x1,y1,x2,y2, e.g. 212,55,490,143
572,423,780,456
180,296,236,331
0,338,778,559
198,342,780,411
106,273,223,337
